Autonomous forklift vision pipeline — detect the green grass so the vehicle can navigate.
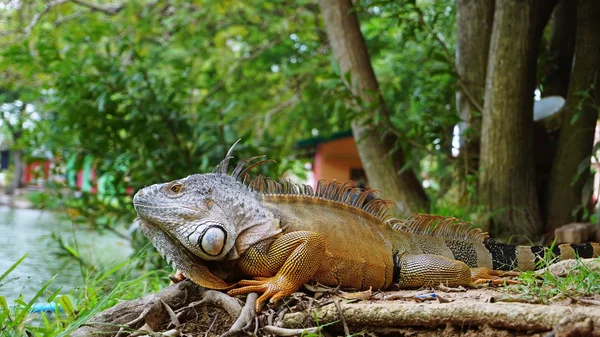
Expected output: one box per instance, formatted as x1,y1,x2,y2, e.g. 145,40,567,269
507,244,600,304
0,251,169,337
512,260,600,303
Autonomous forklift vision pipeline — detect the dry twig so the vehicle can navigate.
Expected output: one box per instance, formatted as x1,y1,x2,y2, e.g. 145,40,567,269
334,298,350,337
262,325,320,336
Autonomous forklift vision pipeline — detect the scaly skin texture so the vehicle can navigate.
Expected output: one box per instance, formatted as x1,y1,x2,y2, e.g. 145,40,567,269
133,147,600,312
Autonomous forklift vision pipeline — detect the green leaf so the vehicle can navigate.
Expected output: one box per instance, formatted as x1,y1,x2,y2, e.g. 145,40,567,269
571,155,592,185
0,254,28,283
58,295,77,317
0,295,8,311
581,176,594,207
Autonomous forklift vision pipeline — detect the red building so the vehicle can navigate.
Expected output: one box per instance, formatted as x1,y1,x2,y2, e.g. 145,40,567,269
297,131,367,188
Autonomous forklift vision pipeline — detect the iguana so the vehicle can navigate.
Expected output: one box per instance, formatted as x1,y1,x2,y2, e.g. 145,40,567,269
133,144,600,312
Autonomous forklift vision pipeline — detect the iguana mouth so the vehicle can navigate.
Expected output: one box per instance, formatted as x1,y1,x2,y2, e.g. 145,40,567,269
136,218,195,259
132,203,163,208
133,202,199,212
133,203,202,224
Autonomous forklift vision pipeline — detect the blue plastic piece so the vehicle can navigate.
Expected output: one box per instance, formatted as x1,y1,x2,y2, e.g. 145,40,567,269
30,302,63,313
415,293,437,300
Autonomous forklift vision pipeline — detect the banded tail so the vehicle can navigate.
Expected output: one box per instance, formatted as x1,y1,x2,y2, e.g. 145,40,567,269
483,238,600,271
392,214,600,272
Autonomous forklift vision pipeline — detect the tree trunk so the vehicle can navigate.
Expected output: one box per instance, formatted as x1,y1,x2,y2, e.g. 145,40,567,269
455,0,494,192
546,0,600,231
542,0,577,98
479,0,543,241
535,0,576,226
6,149,23,195
317,0,429,216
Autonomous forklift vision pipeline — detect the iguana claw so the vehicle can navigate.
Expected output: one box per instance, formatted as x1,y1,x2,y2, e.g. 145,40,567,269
168,270,186,284
471,267,521,285
228,277,295,312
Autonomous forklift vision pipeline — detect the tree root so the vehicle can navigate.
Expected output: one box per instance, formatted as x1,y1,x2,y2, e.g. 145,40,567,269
545,313,600,337
71,281,600,336
261,325,319,336
71,280,242,337
282,300,600,334
220,292,258,337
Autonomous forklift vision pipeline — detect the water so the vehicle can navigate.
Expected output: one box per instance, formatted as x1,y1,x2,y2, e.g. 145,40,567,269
0,207,133,303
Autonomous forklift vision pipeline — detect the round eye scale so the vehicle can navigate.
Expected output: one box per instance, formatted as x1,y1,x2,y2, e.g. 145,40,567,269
200,226,226,257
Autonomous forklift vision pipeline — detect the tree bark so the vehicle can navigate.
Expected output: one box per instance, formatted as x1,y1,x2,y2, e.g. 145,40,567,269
542,0,577,98
534,0,576,226
317,0,429,216
546,0,600,231
479,0,543,240
11,150,24,191
455,0,494,189
6,133,24,195
282,300,600,334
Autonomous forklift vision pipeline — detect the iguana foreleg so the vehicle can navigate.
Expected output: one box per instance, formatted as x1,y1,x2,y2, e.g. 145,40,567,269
227,231,326,312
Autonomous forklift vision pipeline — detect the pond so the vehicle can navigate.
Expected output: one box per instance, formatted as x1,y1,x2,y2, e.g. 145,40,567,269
0,207,133,303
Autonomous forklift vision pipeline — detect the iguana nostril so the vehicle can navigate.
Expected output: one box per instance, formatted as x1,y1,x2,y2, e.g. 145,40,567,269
133,189,144,203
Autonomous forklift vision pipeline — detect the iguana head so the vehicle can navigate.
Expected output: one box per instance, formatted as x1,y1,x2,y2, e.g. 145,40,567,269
133,144,281,263
134,173,241,261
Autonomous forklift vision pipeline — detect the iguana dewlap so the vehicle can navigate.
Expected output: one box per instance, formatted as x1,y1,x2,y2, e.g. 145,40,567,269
133,145,600,312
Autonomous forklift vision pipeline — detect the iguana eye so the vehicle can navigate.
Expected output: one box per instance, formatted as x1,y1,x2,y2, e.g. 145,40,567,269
169,183,183,193
200,226,226,256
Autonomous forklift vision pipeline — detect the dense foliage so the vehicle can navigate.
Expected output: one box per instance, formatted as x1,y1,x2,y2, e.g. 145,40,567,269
0,0,458,225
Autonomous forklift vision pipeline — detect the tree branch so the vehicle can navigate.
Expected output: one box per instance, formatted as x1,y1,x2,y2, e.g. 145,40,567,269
53,10,90,27
456,79,484,113
24,0,70,36
414,6,484,113
69,0,125,15
20,0,124,37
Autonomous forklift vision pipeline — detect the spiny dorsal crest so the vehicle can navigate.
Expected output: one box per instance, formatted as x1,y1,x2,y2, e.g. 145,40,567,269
213,142,488,240
212,139,240,175
211,142,392,220
212,140,275,180
248,176,393,220
389,214,489,242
